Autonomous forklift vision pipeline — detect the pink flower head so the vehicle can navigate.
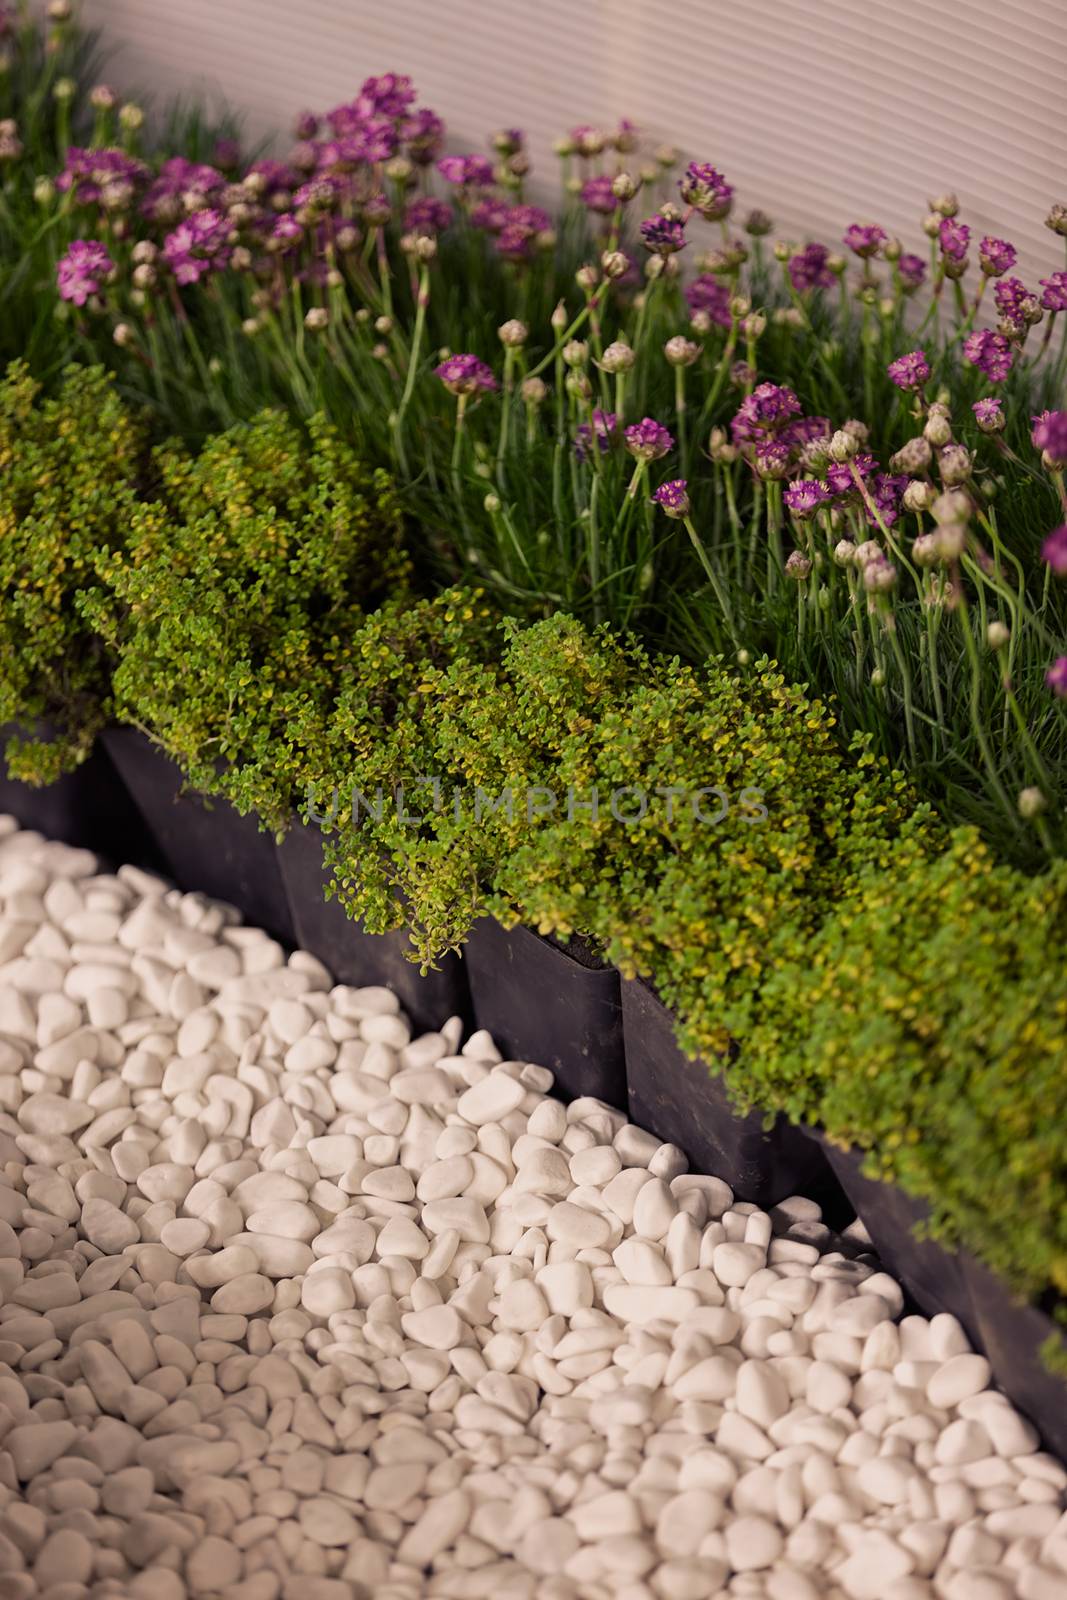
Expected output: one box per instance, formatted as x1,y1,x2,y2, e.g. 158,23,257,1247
1047,656,1067,698
1032,410,1067,467
939,218,971,262
651,478,690,517
575,409,618,462
825,454,877,495
271,213,304,248
402,107,445,165
897,253,927,291
437,153,494,188
625,418,674,461
639,213,687,256
783,479,830,517
678,162,733,221
1041,525,1067,576
978,236,1016,277
1040,271,1067,313
142,157,225,223
355,72,417,120
963,329,1014,383
580,175,618,216
789,242,835,292
56,239,114,306
435,354,498,396
994,277,1030,326
843,223,885,258
972,397,1004,433
887,349,930,392
405,196,453,235
470,197,511,234
684,274,732,328
162,208,232,285
731,383,802,446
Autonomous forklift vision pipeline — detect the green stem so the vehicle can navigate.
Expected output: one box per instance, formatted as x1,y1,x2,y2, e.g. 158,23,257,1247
683,515,738,648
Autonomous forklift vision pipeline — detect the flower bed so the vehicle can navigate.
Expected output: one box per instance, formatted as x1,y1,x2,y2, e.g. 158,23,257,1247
1,5,1066,1394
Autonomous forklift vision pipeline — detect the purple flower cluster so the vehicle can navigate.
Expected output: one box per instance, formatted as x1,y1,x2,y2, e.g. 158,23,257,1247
651,478,691,516
494,204,551,263
887,349,930,392
825,454,877,495
678,162,733,221
994,277,1030,325
162,208,233,285
639,213,687,256
142,157,226,223
866,472,910,528
972,397,1004,432
963,329,1015,383
896,253,927,290
1040,271,1067,312
437,153,494,188
938,219,970,262
843,223,886,258
978,236,1016,276
1032,411,1067,466
56,239,114,306
625,418,674,461
783,479,829,517
56,147,148,208
580,175,618,216
684,274,732,328
1048,657,1067,698
789,242,835,293
1042,524,1067,575
405,196,453,235
435,354,498,395
575,410,618,461
402,108,445,165
731,383,802,446
469,197,511,234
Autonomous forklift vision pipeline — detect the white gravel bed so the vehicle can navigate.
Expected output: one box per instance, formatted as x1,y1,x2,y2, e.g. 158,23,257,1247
0,814,1065,1600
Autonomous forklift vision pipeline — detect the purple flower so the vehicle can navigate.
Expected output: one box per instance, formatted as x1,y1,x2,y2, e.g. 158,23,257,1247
678,162,733,221
868,472,910,528
405,196,453,235
437,153,494,188
162,208,232,285
270,213,304,249
1047,656,1067,698
247,158,297,197
684,275,732,328
142,157,225,222
625,418,674,461
470,197,511,234
887,349,930,392
1032,411,1067,467
494,204,552,264
56,147,148,208
354,72,417,120
789,242,835,293
843,223,886,258
994,277,1030,325
938,218,970,262
731,383,802,446
651,478,691,517
963,329,1014,383
783,479,829,517
640,213,687,256
755,439,792,479
783,415,832,448
294,111,319,141
897,253,927,290
825,454,877,495
435,354,498,396
575,410,618,462
1042,524,1067,576
402,108,445,165
978,236,1016,277
56,240,114,306
1040,271,1067,313
972,397,1004,432
580,175,618,216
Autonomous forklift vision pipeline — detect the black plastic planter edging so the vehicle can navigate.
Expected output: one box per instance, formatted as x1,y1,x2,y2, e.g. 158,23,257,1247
962,1257,1067,1461
101,727,295,946
814,1136,980,1337
276,817,472,1036
623,977,843,1210
462,918,626,1105
1,721,162,871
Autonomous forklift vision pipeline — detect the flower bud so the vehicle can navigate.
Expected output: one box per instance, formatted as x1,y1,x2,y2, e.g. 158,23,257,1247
729,294,751,320
890,437,932,473
736,648,751,665
112,322,133,347
932,488,971,524
664,335,700,367
854,540,881,567
242,317,261,336
882,237,902,261
931,192,959,217
912,532,940,566
829,429,859,463
987,620,1010,650
922,211,942,239
934,522,967,560
385,156,413,183
924,412,953,447
484,493,501,513
565,371,592,400
773,307,804,328
47,0,71,19
305,307,329,331
90,83,118,111
745,209,773,236
498,319,528,348
655,143,679,168
563,339,588,367
785,551,812,580
863,556,898,593
550,301,568,332
639,163,659,186
575,263,599,292
375,314,393,334
521,376,547,406
326,267,343,289
131,263,155,289
689,310,713,335
34,177,55,206
826,253,847,276
119,103,144,131
564,175,582,197
355,308,371,324
600,340,635,373
1018,787,1047,819
52,77,75,102
833,539,855,567
871,667,886,687
742,311,767,340
612,172,636,201
772,240,792,262
937,445,972,486
645,254,665,281
1045,203,1067,237
601,249,629,279
336,224,360,252
708,426,737,465
552,135,575,158
902,479,936,514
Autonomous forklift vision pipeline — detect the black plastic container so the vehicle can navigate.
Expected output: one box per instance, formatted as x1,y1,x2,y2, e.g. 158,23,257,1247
1,722,161,870
815,1137,980,1335
462,919,626,1104
963,1257,1067,1460
276,817,472,1036
101,727,294,944
623,977,841,1208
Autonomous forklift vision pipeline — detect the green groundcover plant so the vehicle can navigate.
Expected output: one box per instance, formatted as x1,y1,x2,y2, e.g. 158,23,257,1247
82,407,411,831
0,360,145,781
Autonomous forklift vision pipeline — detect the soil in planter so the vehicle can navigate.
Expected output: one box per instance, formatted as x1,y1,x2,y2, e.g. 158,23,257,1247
275,817,472,1038
101,727,294,945
1,721,162,870
623,975,846,1213
462,918,626,1106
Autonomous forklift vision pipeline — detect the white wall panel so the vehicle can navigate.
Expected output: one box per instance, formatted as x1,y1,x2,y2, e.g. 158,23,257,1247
83,0,1067,285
